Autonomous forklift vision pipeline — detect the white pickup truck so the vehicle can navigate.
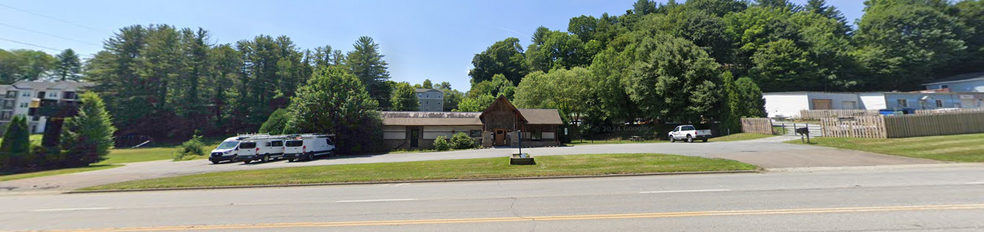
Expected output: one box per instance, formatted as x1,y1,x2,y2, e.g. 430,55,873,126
668,125,711,143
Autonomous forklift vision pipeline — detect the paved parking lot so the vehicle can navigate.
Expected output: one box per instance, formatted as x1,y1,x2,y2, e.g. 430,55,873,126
0,136,941,194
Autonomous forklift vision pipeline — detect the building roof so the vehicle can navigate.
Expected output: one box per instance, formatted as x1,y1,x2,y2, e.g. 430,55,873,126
8,81,94,90
380,111,482,126
517,109,563,125
415,88,443,93
923,71,984,85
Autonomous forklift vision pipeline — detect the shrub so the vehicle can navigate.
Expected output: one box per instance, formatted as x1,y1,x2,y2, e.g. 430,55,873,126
259,108,288,134
433,136,451,151
61,93,116,167
173,135,206,161
450,132,477,150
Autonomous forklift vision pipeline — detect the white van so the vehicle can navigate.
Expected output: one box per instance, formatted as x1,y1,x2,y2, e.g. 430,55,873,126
208,137,258,164
283,134,335,162
240,135,289,164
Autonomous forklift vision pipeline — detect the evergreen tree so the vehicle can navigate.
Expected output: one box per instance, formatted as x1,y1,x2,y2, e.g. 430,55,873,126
61,93,117,167
0,115,30,171
346,36,392,110
54,49,81,81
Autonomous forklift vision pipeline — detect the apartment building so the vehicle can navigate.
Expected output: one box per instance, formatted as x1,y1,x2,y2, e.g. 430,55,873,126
415,88,444,112
0,81,93,134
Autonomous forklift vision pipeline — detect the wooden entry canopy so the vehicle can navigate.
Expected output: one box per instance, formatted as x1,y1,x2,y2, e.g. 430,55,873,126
479,95,527,132
478,95,563,144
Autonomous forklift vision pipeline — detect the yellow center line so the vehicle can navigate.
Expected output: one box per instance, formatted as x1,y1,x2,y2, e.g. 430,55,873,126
21,203,984,232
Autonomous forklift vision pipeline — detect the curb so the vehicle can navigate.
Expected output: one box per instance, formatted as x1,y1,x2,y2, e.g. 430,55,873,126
67,170,759,194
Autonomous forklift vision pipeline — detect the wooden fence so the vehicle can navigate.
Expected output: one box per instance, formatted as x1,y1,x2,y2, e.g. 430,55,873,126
914,108,984,115
820,116,887,138
819,111,984,138
884,111,984,138
741,118,773,135
800,110,880,120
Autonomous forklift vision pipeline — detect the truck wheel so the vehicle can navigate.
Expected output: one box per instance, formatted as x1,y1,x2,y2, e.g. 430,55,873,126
669,136,675,143
702,138,708,142
244,160,252,164
686,135,693,143
211,160,219,164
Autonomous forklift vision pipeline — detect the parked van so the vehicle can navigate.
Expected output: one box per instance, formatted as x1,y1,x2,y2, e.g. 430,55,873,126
240,135,289,164
283,134,335,162
208,136,256,164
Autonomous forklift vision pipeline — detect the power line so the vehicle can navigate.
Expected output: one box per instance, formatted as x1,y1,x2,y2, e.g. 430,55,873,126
0,2,104,33
0,37,62,52
0,22,100,46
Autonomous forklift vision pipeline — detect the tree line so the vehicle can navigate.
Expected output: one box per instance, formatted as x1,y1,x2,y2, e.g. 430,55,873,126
463,0,984,135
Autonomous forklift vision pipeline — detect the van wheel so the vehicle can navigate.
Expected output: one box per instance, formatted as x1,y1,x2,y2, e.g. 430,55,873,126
261,155,269,163
686,135,693,143
287,158,295,162
307,153,314,161
211,160,219,164
244,160,252,164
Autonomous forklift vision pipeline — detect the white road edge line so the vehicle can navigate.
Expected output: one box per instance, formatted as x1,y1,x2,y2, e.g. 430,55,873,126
965,182,984,185
640,189,732,194
336,198,418,203
32,207,112,212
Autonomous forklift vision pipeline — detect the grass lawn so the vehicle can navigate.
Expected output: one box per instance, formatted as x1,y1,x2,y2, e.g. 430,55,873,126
0,164,120,182
714,133,775,142
81,153,757,191
786,133,984,162
567,139,667,146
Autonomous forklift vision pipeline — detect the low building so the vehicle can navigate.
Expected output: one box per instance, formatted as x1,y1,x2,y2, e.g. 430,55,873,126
415,88,443,112
381,95,563,150
763,91,984,118
0,81,93,134
922,71,984,92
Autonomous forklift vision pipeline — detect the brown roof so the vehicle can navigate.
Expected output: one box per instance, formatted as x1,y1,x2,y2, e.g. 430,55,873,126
380,111,483,126
517,109,563,125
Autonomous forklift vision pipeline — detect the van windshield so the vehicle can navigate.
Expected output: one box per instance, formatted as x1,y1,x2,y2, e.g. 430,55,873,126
286,140,303,147
216,141,239,150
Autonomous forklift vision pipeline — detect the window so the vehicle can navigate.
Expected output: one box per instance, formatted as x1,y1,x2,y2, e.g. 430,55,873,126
532,129,542,141
2,100,13,109
32,116,39,121
239,142,256,149
935,100,944,108
63,91,77,99
5,91,16,98
897,99,908,108
48,92,58,98
470,130,481,137
21,92,29,97
0,112,11,121
286,140,303,147
20,103,28,108
271,141,283,147
942,85,949,89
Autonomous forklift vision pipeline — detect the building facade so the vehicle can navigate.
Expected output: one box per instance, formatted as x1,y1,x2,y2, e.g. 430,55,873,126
415,88,443,112
763,91,984,118
0,81,93,134
381,96,563,150
922,72,984,92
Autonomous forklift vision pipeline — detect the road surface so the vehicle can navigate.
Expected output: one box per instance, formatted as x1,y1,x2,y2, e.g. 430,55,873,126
1,163,983,231
0,137,940,193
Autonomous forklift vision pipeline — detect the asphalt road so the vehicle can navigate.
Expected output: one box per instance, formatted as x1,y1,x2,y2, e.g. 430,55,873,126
2,164,983,231
0,136,940,193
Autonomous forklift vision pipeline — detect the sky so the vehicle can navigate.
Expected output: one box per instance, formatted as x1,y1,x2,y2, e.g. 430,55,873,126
0,0,866,92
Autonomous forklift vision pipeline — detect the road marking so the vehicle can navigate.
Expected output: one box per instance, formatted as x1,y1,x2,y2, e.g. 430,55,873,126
28,203,984,231
965,182,984,185
639,189,731,194
393,183,410,187
32,207,112,212
336,198,417,203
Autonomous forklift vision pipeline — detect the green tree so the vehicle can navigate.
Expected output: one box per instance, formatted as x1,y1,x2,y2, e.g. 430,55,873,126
455,94,495,112
0,115,30,171
346,36,392,110
466,74,516,100
468,37,528,85
437,82,463,112
949,0,984,75
525,29,591,72
258,108,288,134
735,77,767,118
514,67,592,124
750,39,821,91
855,0,967,90
625,34,721,123
391,82,420,111
53,49,81,81
720,72,742,134
284,66,382,153
421,79,433,89
60,93,117,167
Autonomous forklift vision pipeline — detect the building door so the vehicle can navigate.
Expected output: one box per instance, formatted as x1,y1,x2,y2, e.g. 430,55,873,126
495,129,506,146
812,99,832,110
410,128,420,148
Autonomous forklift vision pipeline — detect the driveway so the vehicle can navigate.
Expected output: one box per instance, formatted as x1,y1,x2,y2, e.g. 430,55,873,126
0,135,941,194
